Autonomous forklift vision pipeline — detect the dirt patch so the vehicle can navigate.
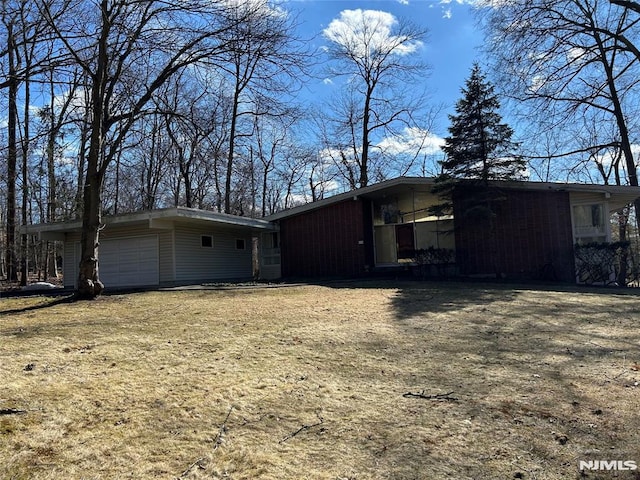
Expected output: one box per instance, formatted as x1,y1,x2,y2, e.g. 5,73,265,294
1,282,639,479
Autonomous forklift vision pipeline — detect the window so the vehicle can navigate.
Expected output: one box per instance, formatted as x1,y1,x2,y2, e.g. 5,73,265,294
236,239,246,250
264,232,279,249
262,232,280,266
201,235,213,248
573,203,607,244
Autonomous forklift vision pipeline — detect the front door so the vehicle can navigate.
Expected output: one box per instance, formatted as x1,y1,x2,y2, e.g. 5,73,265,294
395,223,415,260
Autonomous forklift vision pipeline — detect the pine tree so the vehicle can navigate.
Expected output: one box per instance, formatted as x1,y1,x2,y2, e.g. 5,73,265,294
431,64,524,277
431,63,524,216
442,63,524,182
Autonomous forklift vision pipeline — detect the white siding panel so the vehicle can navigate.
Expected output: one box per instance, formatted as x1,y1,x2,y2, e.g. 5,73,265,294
63,235,79,289
570,191,607,205
158,230,174,284
174,224,253,282
61,221,254,287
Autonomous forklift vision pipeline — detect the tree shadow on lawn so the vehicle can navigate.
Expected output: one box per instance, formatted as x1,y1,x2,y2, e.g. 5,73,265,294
324,277,640,319
0,295,76,317
319,279,640,478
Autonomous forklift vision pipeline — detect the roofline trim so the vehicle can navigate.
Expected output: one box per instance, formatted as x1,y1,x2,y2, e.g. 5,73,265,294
264,176,640,221
22,206,276,234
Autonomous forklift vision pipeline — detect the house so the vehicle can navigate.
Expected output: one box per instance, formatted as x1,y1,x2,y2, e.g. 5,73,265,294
23,177,640,290
265,177,640,283
23,207,279,290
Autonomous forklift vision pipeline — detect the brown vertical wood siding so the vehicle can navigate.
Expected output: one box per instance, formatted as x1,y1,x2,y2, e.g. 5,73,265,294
279,199,367,278
454,188,575,281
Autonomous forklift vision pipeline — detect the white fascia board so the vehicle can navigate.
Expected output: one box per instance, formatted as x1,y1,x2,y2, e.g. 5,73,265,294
22,207,278,235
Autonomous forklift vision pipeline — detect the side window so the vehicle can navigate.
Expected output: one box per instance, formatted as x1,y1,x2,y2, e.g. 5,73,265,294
201,235,213,248
263,232,281,266
236,239,246,250
572,203,607,244
269,232,279,249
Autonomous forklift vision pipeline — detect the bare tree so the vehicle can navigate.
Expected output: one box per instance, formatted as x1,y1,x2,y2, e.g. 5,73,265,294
2,11,19,282
250,114,300,217
214,0,308,214
481,0,640,195
37,66,82,277
42,0,255,298
1,0,62,283
322,9,429,188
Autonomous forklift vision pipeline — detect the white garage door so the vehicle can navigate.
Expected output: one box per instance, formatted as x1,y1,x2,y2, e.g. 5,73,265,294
98,235,159,288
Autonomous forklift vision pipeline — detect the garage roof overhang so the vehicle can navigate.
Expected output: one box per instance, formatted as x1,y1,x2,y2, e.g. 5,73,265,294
22,207,278,241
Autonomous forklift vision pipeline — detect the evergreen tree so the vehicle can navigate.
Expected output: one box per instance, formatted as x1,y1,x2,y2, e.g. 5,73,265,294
431,63,524,216
441,63,524,182
431,64,524,277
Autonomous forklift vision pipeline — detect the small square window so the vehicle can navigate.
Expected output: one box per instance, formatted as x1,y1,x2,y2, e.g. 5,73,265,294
201,235,213,248
236,239,246,250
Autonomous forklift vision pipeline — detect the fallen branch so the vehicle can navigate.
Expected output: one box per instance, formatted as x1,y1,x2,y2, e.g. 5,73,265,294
213,405,235,451
0,408,26,415
279,414,324,443
176,405,235,479
402,390,458,401
177,457,206,479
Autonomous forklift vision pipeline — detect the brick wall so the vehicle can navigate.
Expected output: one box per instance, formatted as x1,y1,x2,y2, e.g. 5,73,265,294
454,188,575,281
279,199,368,278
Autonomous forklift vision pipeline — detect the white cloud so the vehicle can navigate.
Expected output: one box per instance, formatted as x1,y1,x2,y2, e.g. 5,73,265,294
377,127,444,156
319,146,359,165
469,0,516,6
442,8,452,19
529,75,546,93
221,0,287,19
53,87,87,112
323,9,422,59
323,78,333,85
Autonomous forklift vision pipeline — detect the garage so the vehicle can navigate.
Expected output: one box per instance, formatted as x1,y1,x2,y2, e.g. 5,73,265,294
28,207,279,290
99,235,159,288
74,235,159,289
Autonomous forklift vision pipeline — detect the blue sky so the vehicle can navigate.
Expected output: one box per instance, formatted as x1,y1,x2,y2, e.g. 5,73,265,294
287,0,484,132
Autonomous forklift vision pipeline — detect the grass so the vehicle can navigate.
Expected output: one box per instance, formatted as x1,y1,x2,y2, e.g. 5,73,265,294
1,281,640,480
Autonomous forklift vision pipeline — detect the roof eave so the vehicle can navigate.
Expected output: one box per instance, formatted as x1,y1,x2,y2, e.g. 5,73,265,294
21,207,277,235
266,176,435,221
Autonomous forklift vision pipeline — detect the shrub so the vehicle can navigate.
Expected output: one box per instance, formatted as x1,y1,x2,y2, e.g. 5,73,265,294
574,241,630,286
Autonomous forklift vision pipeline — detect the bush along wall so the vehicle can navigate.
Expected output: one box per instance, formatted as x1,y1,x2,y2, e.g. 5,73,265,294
574,241,633,286
413,247,457,279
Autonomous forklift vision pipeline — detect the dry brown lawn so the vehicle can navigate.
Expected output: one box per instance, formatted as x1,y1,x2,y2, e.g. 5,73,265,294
1,281,640,480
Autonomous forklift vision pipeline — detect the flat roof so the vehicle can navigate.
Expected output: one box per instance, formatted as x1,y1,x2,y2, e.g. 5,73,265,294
22,207,277,234
265,176,640,221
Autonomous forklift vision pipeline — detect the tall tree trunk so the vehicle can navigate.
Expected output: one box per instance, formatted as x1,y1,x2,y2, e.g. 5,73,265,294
591,20,640,235
225,87,241,214
76,107,90,219
76,0,109,299
19,69,30,286
359,86,372,188
46,75,58,279
77,166,105,298
6,21,18,282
